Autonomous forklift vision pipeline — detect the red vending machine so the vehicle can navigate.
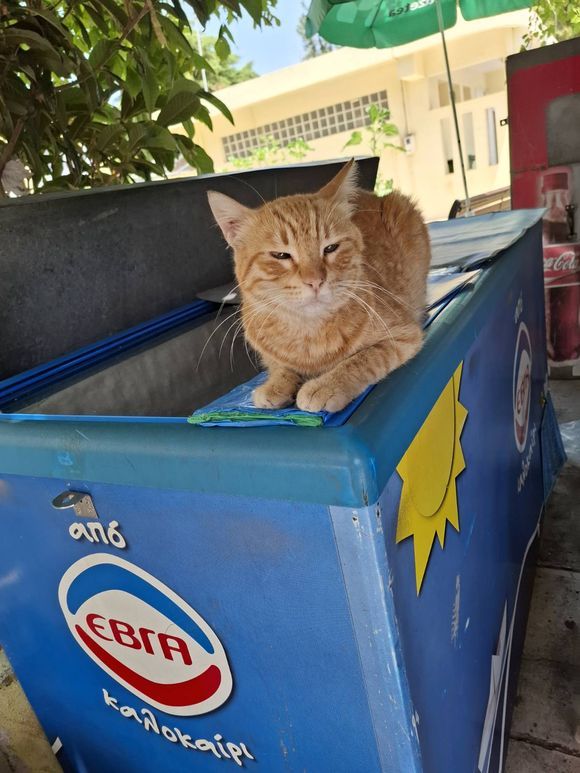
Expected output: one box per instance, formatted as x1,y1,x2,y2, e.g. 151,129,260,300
507,38,580,377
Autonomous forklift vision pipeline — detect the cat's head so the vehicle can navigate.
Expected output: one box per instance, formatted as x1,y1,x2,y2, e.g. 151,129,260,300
207,160,364,317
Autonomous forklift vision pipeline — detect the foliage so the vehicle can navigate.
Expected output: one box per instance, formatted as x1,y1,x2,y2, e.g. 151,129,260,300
374,174,394,197
344,104,401,157
196,34,257,91
524,0,580,46
0,0,278,195
343,105,401,197
296,2,335,59
226,135,313,170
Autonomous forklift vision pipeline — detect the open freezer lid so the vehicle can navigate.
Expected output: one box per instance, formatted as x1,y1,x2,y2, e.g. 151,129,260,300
429,209,545,269
0,158,379,381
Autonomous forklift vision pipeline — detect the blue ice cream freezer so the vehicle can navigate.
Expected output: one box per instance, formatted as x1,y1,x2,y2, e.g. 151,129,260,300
0,165,564,773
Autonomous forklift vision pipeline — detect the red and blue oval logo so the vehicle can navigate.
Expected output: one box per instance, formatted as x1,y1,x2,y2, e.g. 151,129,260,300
58,554,233,716
513,321,532,453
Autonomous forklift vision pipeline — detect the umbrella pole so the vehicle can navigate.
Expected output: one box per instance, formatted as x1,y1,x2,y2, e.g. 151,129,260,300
434,0,471,215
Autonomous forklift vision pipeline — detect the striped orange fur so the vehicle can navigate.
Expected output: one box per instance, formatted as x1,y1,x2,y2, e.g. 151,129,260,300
207,160,430,413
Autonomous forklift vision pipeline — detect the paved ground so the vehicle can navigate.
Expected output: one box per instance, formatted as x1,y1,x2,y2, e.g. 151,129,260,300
0,381,579,772
0,647,59,773
505,380,580,773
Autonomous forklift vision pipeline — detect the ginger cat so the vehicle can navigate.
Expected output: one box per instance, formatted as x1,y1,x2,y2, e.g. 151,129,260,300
208,160,430,414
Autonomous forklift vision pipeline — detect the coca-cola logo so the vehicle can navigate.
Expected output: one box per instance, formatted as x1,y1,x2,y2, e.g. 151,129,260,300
513,322,532,453
543,250,579,273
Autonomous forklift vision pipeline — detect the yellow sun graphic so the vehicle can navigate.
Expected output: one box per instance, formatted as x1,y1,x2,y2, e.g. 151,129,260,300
396,362,468,594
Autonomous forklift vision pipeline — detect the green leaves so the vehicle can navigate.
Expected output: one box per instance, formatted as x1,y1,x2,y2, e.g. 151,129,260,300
174,133,211,170
374,174,394,196
242,0,265,25
160,15,196,56
125,67,142,99
95,123,124,151
157,93,200,127
343,105,402,158
525,0,580,46
0,0,279,194
200,90,234,123
157,82,201,126
2,27,60,54
343,131,363,149
146,125,178,151
214,36,231,61
226,133,312,171
140,62,160,114
88,39,117,70
189,143,213,173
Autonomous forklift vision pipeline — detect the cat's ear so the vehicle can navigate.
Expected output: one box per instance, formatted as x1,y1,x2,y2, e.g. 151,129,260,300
318,159,358,203
207,191,251,246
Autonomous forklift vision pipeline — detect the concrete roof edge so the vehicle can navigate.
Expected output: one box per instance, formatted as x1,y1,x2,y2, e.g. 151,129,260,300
207,10,529,112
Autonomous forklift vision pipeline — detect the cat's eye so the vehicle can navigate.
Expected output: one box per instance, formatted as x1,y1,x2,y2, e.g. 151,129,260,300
270,251,292,260
323,243,339,255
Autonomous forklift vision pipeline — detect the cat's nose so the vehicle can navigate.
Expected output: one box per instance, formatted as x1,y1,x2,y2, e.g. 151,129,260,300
303,277,325,292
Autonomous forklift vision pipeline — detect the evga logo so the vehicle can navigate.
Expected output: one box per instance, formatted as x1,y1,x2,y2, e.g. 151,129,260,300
513,322,532,453
58,554,233,716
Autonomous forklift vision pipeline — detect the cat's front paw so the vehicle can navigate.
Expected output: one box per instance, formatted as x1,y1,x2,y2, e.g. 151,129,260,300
296,377,354,414
253,382,295,410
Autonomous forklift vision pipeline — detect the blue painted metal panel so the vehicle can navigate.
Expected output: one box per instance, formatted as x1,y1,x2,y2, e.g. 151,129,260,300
0,482,380,772
377,230,550,773
329,503,423,773
541,392,567,499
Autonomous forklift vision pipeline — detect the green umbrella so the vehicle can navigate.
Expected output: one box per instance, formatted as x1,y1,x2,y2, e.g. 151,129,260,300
306,0,529,48
306,0,530,211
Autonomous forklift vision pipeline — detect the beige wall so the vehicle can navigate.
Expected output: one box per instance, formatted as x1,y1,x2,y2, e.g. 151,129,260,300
187,12,528,221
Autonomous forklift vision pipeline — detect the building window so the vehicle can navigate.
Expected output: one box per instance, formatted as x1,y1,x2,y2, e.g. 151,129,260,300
429,60,504,109
441,117,454,174
438,81,450,108
222,90,389,160
462,112,476,170
486,108,498,166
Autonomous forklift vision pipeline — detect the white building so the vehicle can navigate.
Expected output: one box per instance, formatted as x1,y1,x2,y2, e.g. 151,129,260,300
191,12,529,221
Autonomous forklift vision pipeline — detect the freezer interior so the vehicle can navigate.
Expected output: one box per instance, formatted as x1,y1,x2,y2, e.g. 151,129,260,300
15,312,258,417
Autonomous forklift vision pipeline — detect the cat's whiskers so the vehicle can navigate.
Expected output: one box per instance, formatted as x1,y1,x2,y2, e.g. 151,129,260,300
339,283,398,319
197,293,278,369
353,284,394,308
339,288,388,336
230,176,267,205
229,312,260,371
196,306,242,370
338,288,397,349
346,273,416,314
361,265,418,313
214,281,241,321
338,279,393,305
218,295,282,360
223,292,286,352
228,293,287,370
253,297,287,343
229,321,246,371
224,318,245,364
243,333,259,371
